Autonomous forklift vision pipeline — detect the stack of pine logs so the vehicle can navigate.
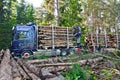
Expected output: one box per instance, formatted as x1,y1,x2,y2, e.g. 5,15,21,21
0,50,65,80
0,49,104,80
38,26,73,48
85,34,120,47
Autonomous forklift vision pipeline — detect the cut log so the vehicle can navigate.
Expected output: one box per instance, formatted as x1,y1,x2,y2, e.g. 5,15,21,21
0,49,5,64
41,68,56,78
11,57,33,80
14,58,42,80
44,66,72,75
36,57,103,67
16,58,61,79
0,49,12,80
27,56,80,64
14,60,29,79
86,34,120,48
11,58,21,79
46,75,64,80
38,26,73,48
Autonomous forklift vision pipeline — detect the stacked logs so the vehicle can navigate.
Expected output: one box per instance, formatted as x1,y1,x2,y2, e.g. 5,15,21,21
0,49,104,80
26,56,103,79
0,50,65,80
0,49,41,80
85,34,120,47
38,26,73,49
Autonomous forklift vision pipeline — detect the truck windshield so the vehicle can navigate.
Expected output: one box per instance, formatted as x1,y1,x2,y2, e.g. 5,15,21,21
15,31,28,40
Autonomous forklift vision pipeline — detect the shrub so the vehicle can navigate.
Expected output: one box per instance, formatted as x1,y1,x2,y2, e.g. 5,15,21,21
62,64,87,80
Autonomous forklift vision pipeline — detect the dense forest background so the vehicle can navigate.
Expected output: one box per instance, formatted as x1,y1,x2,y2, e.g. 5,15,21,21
0,0,34,49
0,0,120,49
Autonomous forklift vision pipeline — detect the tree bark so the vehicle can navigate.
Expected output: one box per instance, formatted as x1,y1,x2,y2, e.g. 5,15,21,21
0,49,12,80
15,58,44,80
11,58,21,79
17,58,60,79
27,56,79,64
36,57,103,67
0,49,4,64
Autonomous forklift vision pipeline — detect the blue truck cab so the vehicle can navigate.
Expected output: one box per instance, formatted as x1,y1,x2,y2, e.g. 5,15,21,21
10,22,37,58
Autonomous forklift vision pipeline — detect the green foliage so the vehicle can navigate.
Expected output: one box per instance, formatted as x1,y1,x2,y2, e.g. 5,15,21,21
62,64,87,80
40,0,82,26
34,7,55,26
35,54,47,59
100,69,113,80
60,0,82,27
116,50,120,57
25,4,35,22
0,0,35,49
43,0,54,14
116,74,120,78
27,52,47,60
16,0,26,24
81,27,86,44
16,0,35,24
84,66,97,80
0,26,12,49
81,0,120,33
0,0,16,49
33,52,48,59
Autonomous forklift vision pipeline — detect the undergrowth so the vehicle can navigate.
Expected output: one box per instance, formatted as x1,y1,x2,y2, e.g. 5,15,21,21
62,64,97,80
62,64,87,80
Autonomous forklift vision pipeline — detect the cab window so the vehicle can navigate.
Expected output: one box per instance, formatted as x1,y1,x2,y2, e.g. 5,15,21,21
15,31,28,40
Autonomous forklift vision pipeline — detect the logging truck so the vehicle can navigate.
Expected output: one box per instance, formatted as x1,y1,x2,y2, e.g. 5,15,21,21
10,22,81,58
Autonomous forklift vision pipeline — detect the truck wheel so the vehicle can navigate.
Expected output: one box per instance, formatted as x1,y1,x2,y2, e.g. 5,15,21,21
68,48,75,55
56,49,61,55
61,49,68,56
21,50,33,59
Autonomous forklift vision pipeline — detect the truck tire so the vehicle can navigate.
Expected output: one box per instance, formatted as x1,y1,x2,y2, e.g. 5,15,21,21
21,50,33,59
68,48,75,55
56,49,61,55
61,49,68,56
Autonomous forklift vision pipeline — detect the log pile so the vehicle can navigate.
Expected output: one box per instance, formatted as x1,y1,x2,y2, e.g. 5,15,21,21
0,50,65,80
85,34,120,47
0,49,104,80
38,26,74,49
26,55,104,79
36,57,103,67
